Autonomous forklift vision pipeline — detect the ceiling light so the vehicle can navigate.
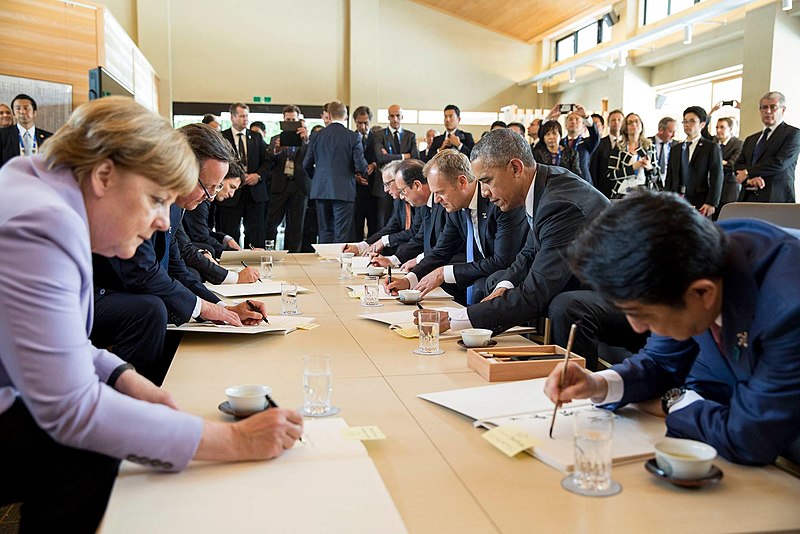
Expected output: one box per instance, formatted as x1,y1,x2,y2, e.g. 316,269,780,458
569,67,576,84
683,24,693,45
782,0,792,10
536,80,543,94
619,50,628,67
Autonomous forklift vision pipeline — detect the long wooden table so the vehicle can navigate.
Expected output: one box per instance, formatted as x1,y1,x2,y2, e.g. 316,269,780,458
102,254,800,533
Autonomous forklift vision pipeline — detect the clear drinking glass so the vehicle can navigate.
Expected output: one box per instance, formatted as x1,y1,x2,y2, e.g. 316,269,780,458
415,309,443,355
561,408,621,496
264,239,275,251
281,282,299,315
362,276,381,306
339,252,355,280
303,354,334,416
260,255,273,279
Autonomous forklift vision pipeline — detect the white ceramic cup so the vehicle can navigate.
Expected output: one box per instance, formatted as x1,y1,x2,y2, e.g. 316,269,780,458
225,384,271,414
398,289,421,303
654,438,717,479
460,328,493,347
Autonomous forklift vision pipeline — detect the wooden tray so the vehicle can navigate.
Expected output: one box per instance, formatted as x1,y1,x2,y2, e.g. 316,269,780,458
467,344,586,382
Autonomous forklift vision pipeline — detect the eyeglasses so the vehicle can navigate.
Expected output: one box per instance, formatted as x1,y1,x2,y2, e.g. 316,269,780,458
397,183,413,197
681,119,699,125
759,104,782,112
198,179,224,201
382,180,393,191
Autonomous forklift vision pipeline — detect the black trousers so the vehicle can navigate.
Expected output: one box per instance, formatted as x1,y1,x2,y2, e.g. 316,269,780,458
90,292,180,386
548,290,649,371
217,188,267,249
0,399,120,533
266,179,308,253
354,185,380,240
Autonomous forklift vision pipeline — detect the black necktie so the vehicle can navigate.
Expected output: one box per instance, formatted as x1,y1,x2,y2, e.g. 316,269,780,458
393,130,401,154
237,133,246,165
680,141,690,192
752,128,771,164
657,142,666,174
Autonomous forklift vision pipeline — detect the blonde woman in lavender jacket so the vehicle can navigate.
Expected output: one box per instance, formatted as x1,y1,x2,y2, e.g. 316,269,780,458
0,97,302,532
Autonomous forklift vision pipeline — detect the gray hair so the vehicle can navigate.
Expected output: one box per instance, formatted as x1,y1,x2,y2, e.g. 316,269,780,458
657,116,676,131
470,127,535,168
424,149,474,183
381,160,401,178
761,91,786,107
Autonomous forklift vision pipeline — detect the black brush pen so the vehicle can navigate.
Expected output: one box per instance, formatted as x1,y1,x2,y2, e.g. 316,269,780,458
245,299,269,324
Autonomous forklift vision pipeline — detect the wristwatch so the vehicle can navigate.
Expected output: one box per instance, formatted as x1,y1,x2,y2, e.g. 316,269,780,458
661,387,686,415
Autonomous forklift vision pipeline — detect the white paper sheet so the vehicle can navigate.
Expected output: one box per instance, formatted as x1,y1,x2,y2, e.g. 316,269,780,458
219,249,289,264
102,418,407,534
347,285,453,301
207,280,311,298
167,316,316,335
358,309,536,341
312,243,348,258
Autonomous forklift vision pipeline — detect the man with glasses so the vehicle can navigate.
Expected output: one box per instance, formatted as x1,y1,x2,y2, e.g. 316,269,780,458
665,106,723,218
735,91,800,203
344,160,418,258
92,124,267,385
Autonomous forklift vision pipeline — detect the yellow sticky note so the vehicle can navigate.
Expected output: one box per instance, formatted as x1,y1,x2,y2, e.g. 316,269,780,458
341,426,387,441
391,327,419,339
295,322,320,330
482,424,540,457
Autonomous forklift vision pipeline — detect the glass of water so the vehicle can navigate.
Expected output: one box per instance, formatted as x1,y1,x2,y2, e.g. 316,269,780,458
414,309,444,355
264,239,275,251
339,252,355,280
302,354,338,417
260,255,273,279
362,276,382,307
281,282,299,315
561,408,622,496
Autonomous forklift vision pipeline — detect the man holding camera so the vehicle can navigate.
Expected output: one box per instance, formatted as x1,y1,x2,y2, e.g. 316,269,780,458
546,103,599,186
266,105,310,252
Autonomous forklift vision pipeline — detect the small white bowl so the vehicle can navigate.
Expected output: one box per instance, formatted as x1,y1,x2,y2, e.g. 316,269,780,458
225,384,271,414
366,266,385,276
654,438,717,480
460,328,493,347
398,289,421,303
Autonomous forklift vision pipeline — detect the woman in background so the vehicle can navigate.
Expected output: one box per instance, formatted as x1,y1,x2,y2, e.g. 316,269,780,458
607,112,658,197
531,120,582,178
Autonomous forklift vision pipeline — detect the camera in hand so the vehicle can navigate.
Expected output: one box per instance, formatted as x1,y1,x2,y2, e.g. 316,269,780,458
279,120,303,147
722,100,735,107
559,104,576,114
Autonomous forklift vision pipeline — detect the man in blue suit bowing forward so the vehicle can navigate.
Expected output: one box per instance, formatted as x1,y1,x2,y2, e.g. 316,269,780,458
303,100,368,243
545,190,800,466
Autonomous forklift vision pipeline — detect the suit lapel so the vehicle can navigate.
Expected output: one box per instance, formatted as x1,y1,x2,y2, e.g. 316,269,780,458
720,235,758,366
531,164,550,217
477,187,489,249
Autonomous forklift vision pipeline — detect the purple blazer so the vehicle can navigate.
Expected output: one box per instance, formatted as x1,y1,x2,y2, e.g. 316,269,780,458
0,156,202,471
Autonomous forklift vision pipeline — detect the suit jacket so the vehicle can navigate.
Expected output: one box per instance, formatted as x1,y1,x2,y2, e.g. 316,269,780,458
174,219,229,285
649,136,680,189
412,184,528,288
303,122,368,202
734,121,800,202
424,129,475,162
366,198,414,244
719,137,743,181
0,125,53,168
561,122,599,186
394,198,448,262
468,164,610,335
219,128,270,206
372,127,419,167
665,138,723,208
0,156,202,471
182,199,228,258
267,134,311,196
589,136,616,197
532,142,582,178
93,204,220,325
606,220,800,465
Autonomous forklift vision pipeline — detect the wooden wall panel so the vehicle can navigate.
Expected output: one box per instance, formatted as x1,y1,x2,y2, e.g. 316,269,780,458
0,0,98,111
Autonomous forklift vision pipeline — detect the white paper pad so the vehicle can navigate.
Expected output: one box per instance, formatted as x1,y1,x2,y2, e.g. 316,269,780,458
102,418,407,534
347,285,453,301
167,315,316,335
312,243,348,258
358,309,536,341
207,280,311,298
219,249,289,264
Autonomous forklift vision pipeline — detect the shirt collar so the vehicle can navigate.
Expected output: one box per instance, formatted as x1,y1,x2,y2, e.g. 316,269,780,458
446,129,458,136
389,126,402,135
231,127,246,136
765,119,783,131
17,123,35,137
427,193,434,208
468,182,480,211
525,167,538,219
333,119,348,128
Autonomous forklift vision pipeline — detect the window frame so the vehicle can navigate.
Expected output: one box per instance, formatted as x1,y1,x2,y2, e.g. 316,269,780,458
642,0,702,26
554,18,610,62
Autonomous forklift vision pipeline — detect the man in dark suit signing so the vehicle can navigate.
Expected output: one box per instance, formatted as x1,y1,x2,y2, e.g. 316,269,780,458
735,91,800,203
0,94,53,168
303,100,368,243
424,128,609,335
217,102,271,248
423,105,475,162
665,106,723,218
387,149,528,306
